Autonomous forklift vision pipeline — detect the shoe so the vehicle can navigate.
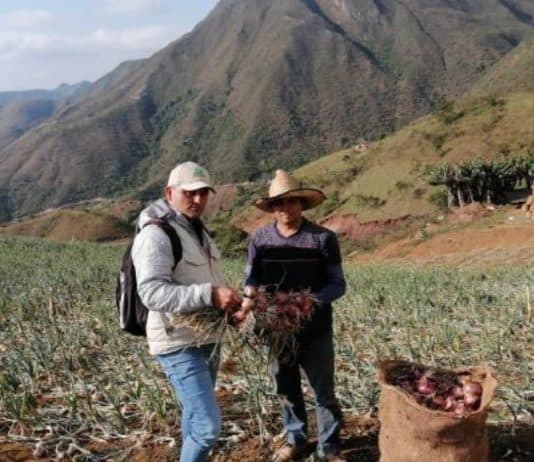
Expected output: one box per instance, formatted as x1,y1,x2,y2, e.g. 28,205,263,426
271,443,309,462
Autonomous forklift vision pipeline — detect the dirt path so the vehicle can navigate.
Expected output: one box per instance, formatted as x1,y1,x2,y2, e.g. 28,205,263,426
354,222,534,267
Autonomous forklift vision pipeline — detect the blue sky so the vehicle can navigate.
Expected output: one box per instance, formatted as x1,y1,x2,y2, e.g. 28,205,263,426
0,0,218,91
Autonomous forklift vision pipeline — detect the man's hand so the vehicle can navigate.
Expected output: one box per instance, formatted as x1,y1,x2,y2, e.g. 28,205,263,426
212,286,242,311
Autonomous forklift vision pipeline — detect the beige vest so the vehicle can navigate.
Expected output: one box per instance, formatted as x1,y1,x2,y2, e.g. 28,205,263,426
146,221,226,355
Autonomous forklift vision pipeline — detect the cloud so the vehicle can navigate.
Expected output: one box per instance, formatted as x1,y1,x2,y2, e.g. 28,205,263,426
5,10,54,29
0,32,56,59
0,26,168,90
0,26,177,61
0,2,202,90
90,26,174,50
102,0,164,16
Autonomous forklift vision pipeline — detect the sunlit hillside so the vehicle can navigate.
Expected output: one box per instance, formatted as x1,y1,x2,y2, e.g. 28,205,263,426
295,93,534,223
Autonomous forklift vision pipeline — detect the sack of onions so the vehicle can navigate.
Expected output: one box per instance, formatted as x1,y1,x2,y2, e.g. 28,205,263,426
230,285,315,336
377,359,497,462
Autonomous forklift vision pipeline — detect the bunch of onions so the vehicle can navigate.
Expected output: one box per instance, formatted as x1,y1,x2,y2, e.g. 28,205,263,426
391,365,483,415
230,285,314,334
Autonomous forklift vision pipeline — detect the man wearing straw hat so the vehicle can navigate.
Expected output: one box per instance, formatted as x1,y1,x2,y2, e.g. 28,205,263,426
245,170,347,462
132,161,241,462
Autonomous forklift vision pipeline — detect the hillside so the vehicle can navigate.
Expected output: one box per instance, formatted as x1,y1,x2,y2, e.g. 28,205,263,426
304,30,534,218
0,82,91,148
1,0,534,221
0,99,56,149
0,209,132,242
469,33,534,97
232,33,534,255
233,87,534,234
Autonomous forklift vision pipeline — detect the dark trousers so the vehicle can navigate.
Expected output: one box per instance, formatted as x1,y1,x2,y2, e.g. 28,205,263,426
270,332,343,456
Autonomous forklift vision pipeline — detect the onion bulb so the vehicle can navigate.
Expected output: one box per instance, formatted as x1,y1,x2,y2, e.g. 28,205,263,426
232,309,248,323
463,380,482,397
241,297,255,311
452,386,464,398
244,285,258,298
416,376,436,395
464,393,480,408
432,396,445,408
453,401,466,415
444,396,456,411
275,291,289,304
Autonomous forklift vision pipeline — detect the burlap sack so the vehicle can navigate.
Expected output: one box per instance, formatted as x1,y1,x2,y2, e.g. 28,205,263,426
378,359,497,462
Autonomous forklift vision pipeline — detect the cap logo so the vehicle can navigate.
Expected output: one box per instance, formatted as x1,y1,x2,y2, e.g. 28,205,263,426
194,167,207,178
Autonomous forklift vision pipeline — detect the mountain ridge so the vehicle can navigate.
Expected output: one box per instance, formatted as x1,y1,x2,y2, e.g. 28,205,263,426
1,0,533,222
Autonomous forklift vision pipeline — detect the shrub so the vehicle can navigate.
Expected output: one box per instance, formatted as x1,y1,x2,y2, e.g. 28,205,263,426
209,212,249,257
395,181,413,191
354,194,386,208
428,190,449,210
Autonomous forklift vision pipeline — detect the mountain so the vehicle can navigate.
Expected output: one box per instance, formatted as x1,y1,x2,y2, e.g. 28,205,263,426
0,82,91,151
468,33,534,97
0,82,91,107
0,100,56,149
278,40,534,225
1,0,534,222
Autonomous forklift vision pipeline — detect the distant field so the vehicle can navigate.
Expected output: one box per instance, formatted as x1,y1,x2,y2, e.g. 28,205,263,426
0,235,532,460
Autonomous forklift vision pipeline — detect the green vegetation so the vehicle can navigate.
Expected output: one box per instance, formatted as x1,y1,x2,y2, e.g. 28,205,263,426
427,190,449,211
148,90,197,158
427,153,534,208
436,101,466,125
0,235,532,458
208,211,249,258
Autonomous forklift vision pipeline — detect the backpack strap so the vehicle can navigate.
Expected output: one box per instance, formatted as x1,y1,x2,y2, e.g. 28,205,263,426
143,218,182,270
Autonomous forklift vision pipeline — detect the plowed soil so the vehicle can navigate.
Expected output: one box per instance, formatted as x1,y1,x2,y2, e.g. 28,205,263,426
1,416,532,461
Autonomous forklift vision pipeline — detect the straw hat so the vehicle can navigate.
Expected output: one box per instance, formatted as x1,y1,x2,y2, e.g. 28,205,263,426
255,170,326,212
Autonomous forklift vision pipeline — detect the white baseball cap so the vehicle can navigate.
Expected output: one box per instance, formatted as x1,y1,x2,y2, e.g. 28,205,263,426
167,161,215,193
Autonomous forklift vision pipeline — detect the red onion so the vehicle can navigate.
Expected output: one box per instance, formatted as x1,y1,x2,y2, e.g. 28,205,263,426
391,366,484,415
285,305,299,318
463,380,482,397
241,297,255,311
453,401,466,415
275,292,289,304
232,309,248,323
444,396,456,411
464,393,480,408
432,396,445,408
416,376,436,395
244,285,258,298
299,299,312,314
451,385,464,398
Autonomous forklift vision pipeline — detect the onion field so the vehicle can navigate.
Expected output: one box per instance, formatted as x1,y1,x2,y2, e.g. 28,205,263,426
0,235,532,460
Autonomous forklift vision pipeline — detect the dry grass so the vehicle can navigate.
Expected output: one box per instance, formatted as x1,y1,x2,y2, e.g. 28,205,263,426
0,209,132,242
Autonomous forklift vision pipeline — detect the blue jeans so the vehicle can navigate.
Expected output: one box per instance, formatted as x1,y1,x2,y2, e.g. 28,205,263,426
270,333,343,456
156,344,221,462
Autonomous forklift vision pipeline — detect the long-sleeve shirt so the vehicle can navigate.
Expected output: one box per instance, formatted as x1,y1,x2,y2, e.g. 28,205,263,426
245,219,346,338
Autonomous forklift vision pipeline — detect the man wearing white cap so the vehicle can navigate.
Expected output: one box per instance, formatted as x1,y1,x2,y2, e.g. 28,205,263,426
131,161,241,462
245,170,347,462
